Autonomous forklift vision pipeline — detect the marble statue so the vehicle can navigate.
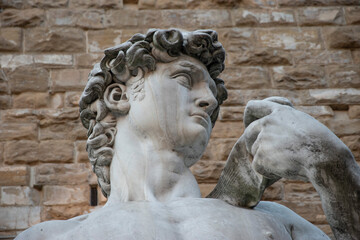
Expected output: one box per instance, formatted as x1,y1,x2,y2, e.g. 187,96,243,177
16,29,360,240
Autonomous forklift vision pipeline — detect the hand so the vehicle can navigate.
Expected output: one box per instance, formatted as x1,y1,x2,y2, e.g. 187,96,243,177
243,97,350,182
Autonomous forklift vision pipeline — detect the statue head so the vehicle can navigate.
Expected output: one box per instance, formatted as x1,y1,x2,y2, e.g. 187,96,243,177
79,29,227,197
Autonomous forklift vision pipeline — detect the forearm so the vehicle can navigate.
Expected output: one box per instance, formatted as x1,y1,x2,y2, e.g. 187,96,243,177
308,149,360,240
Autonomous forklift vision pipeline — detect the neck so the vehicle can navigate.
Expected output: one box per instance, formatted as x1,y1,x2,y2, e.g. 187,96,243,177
106,117,201,205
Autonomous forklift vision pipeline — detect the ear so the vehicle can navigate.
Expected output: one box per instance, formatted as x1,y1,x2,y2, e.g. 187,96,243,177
104,83,130,115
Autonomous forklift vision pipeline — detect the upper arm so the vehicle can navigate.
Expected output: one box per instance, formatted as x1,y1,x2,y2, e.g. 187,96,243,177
255,201,330,240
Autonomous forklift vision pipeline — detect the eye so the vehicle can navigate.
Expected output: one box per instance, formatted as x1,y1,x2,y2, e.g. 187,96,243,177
172,73,192,89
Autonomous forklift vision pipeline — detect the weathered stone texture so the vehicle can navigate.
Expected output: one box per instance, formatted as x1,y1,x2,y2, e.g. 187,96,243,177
26,0,68,8
87,30,121,52
0,207,40,230
41,205,91,221
326,65,360,88
0,9,44,28
0,28,22,52
257,28,322,50
233,9,295,26
221,66,270,89
293,50,352,65
104,10,138,28
202,138,237,161
43,185,89,205
4,140,74,164
323,26,360,48
278,0,360,6
75,53,102,68
12,92,64,109
47,9,105,29
298,7,344,26
271,66,326,89
33,54,73,68
191,160,225,183
348,105,360,119
24,28,86,52
0,166,29,186
0,187,40,206
69,0,122,9
345,7,360,24
51,69,89,92
0,123,37,141
6,66,49,93
308,89,360,105
33,163,90,187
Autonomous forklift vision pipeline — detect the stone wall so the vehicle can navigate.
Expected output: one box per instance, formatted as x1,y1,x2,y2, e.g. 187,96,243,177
0,0,359,238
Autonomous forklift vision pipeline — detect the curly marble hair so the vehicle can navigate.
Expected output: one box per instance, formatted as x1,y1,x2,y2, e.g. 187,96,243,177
79,29,228,198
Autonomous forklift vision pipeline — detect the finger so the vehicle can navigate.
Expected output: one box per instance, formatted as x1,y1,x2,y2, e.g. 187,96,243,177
244,118,263,154
244,100,278,128
263,96,294,108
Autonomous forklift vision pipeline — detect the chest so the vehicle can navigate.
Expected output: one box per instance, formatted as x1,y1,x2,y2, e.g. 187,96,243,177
64,200,292,240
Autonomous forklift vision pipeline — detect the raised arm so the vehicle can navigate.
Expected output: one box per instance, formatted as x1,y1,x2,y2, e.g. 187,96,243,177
240,98,360,239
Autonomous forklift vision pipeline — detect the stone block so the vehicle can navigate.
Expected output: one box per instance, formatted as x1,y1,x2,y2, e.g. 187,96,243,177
47,9,105,29
0,207,40,230
211,121,244,138
191,160,225,183
293,50,352,65
321,111,360,136
326,65,360,88
75,141,89,163
65,91,82,107
284,183,321,202
6,66,49,93
202,138,236,161
0,123,37,141
278,0,360,6
37,108,79,126
27,0,68,8
198,183,216,198
298,7,344,26
170,10,233,28
139,0,156,8
296,106,334,118
0,69,8,94
271,65,326,89
308,89,360,105
4,140,74,164
0,186,40,206
25,28,86,53
0,143,3,163
75,53,103,68
1,109,39,123
219,106,245,121
261,181,283,201
51,69,89,92
221,66,270,89
88,30,122,53
353,50,360,64
229,48,292,66
104,10,138,28
348,105,360,119
257,28,322,50
233,9,295,26
0,166,29,186
33,54,73,68
345,7,360,24
0,95,11,110
0,28,22,52
41,205,92,221
156,0,186,8
13,92,48,108
43,185,89,206
69,0,122,8
33,163,90,187
39,121,86,141
0,54,34,69
0,0,25,8
323,26,360,49
221,28,256,52
0,8,44,28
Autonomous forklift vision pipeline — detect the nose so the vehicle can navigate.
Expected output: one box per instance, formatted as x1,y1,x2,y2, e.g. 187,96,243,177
195,88,218,116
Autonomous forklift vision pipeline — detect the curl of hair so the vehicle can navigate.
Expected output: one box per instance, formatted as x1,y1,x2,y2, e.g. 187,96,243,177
79,29,228,198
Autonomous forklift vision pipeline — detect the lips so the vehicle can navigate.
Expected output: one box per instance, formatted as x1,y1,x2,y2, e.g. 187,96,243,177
191,112,210,128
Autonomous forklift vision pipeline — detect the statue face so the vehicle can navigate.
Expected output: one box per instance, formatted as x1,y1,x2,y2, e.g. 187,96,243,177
127,55,218,166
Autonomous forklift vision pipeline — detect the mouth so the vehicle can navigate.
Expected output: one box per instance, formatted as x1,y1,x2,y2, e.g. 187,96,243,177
191,112,210,128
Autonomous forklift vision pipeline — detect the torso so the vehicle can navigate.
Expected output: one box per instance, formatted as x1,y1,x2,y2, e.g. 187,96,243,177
16,198,329,240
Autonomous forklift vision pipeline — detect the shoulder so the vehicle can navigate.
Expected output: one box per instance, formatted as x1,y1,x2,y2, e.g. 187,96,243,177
255,201,330,240
15,216,86,240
